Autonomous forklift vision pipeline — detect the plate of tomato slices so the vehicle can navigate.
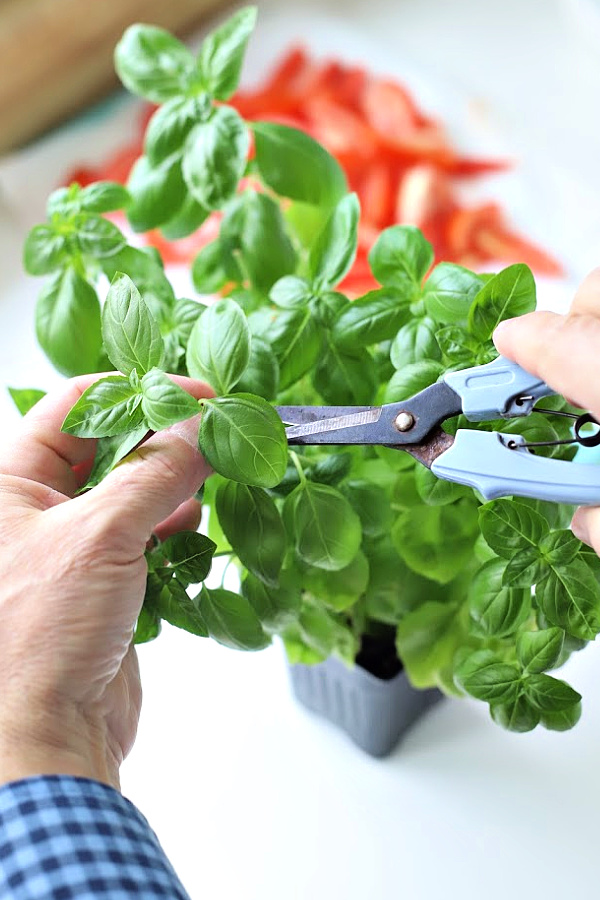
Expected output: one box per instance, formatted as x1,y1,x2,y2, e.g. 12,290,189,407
0,1,575,408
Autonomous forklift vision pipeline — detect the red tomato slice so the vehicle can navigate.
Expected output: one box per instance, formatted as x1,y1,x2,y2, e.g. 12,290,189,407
362,78,418,136
474,226,564,277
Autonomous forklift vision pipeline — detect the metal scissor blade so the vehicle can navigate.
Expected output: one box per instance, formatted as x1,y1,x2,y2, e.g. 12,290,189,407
285,407,382,441
275,404,375,426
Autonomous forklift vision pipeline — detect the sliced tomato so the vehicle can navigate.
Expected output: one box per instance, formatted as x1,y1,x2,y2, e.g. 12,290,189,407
360,163,396,228
451,156,512,177
362,78,418,136
445,202,502,257
395,164,453,228
305,96,380,159
60,43,561,287
474,226,564,277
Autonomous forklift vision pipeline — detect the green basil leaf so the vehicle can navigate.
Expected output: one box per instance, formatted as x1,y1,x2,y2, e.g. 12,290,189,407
297,598,358,664
454,649,521,703
524,673,582,711
331,288,410,350
490,696,540,733
479,498,547,559
192,241,229,294
74,214,127,258
313,344,377,405
140,369,200,431
309,453,353,488
241,572,300,632
282,625,327,665
435,325,480,363
216,480,286,586
392,501,479,584
159,530,216,585
391,467,422,508
540,702,582,731
102,246,175,312
115,24,195,102
516,627,565,674
79,181,130,213
270,308,322,390
368,225,433,290
62,375,143,437
234,337,279,400
342,480,393,538
145,96,204,166
535,560,600,640
304,549,369,612
199,394,288,488
285,482,361,571
383,360,443,403
423,263,484,325
311,291,348,327
395,601,463,689
186,297,250,393
182,107,249,210
83,425,148,490
8,387,46,416
269,276,312,310
468,558,531,638
468,263,536,341
309,193,360,292
47,185,78,217
390,317,441,368
161,194,209,240
134,603,162,644
23,225,69,275
219,191,296,293
169,297,206,348
540,530,581,565
102,273,164,376
197,6,257,100
126,154,186,232
502,545,549,588
414,465,469,506
36,267,102,376
160,579,209,636
199,585,270,650
252,121,347,207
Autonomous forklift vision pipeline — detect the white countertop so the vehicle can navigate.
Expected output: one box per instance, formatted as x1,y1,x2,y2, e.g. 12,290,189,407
2,1,600,897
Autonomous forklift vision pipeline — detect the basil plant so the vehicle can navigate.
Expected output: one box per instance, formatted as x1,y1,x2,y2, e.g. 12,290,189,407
18,6,599,734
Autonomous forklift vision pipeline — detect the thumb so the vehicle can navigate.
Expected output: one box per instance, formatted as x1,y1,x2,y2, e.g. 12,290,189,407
494,311,600,418
77,414,211,549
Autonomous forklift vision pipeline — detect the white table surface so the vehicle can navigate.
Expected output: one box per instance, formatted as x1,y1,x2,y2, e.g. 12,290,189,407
2,0,600,897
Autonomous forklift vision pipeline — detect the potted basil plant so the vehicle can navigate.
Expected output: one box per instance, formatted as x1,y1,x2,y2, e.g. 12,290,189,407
15,6,600,756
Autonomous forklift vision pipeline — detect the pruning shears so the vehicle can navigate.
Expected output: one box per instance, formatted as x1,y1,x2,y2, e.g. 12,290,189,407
276,356,600,506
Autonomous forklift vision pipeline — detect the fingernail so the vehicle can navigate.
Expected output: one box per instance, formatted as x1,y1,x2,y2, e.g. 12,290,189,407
571,511,591,546
492,319,515,343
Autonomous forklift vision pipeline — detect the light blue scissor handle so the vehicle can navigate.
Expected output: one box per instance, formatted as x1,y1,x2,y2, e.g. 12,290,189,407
444,356,555,422
432,430,600,506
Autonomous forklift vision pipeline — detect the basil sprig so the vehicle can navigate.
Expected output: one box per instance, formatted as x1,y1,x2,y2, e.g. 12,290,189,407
18,5,595,733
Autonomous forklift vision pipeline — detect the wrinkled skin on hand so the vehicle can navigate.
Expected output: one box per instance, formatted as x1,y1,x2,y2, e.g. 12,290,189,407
0,374,211,789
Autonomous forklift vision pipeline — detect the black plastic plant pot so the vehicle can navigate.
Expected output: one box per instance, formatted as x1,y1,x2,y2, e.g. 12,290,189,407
288,655,443,758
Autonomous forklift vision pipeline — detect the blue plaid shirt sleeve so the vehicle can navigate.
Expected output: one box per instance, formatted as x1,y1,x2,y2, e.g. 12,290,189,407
0,775,191,899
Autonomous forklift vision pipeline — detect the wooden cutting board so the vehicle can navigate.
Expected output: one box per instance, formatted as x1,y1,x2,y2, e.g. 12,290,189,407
0,0,231,154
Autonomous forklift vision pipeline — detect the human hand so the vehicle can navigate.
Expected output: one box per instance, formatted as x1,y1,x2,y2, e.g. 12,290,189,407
0,375,212,791
494,267,600,550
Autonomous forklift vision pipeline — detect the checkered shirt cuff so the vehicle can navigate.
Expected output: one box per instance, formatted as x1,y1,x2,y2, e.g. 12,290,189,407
0,775,191,898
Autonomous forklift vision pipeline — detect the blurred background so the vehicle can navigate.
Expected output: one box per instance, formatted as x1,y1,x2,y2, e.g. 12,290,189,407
2,1,600,898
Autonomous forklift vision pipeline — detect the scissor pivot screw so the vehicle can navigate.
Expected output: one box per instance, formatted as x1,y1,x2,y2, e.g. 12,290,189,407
394,412,415,432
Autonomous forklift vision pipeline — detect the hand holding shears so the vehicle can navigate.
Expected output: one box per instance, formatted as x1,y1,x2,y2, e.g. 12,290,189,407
276,356,600,506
